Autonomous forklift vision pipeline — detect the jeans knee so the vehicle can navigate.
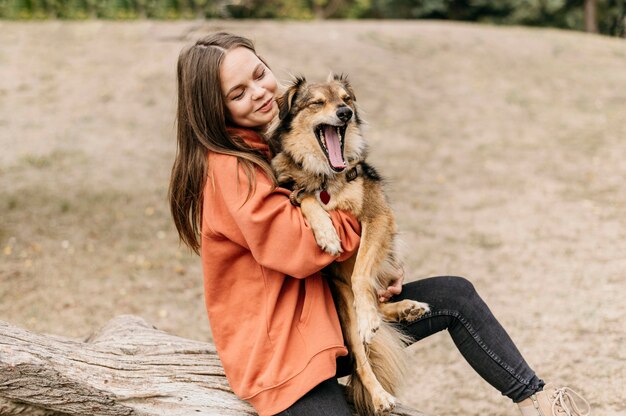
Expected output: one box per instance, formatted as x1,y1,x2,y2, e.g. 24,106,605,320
437,276,481,312
443,275,477,297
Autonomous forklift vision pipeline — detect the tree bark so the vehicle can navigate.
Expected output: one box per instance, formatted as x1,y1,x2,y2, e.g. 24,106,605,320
0,315,426,416
312,0,345,19
584,0,599,33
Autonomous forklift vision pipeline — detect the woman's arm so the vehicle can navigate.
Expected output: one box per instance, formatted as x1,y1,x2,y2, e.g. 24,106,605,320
204,154,361,278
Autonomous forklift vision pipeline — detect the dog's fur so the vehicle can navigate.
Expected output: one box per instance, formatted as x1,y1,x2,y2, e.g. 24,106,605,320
269,74,429,415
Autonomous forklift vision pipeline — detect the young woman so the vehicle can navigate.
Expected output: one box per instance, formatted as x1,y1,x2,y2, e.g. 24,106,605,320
168,32,590,416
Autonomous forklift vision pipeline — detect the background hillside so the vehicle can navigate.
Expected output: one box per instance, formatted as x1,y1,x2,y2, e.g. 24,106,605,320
0,20,624,415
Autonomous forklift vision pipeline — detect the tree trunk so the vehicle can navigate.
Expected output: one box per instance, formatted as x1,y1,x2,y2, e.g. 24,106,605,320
312,0,344,19
0,315,427,416
584,0,599,33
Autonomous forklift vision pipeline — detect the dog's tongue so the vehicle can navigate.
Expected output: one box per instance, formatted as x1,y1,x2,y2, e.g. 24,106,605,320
323,125,346,169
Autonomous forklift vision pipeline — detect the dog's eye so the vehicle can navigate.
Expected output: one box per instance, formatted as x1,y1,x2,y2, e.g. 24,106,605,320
342,96,352,102
309,100,325,107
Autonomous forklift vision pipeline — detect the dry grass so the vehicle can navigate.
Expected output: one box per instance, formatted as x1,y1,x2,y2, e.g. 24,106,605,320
0,20,624,415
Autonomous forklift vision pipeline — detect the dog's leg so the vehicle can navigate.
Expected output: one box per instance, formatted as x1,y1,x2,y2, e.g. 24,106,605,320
300,196,343,255
334,274,397,416
379,300,430,322
351,218,394,344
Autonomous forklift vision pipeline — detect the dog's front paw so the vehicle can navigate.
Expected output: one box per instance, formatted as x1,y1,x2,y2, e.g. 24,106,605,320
371,388,396,415
401,300,430,322
312,224,343,256
300,196,343,256
357,304,381,344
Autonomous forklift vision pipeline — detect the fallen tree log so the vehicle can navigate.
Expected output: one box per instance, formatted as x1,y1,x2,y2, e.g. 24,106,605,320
0,315,426,416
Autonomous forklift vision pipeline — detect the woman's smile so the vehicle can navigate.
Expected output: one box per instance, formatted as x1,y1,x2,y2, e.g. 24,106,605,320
257,97,275,113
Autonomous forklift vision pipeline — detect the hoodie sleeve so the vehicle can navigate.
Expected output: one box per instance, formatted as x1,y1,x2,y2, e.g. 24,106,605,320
204,154,361,279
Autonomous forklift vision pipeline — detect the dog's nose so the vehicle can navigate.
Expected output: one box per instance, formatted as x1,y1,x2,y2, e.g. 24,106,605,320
336,106,353,122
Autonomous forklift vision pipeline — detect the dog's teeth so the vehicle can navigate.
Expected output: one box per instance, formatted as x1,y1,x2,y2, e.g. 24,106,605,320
320,128,327,151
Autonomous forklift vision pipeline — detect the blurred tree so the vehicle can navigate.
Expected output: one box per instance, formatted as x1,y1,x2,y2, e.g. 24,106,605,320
311,0,346,18
601,0,625,35
218,0,308,18
186,0,209,18
215,0,361,18
136,0,146,17
85,0,96,17
585,0,598,31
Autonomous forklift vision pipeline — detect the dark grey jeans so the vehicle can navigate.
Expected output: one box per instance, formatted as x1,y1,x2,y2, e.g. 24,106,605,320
275,276,545,416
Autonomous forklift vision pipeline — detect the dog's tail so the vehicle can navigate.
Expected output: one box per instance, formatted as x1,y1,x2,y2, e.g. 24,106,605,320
348,321,411,415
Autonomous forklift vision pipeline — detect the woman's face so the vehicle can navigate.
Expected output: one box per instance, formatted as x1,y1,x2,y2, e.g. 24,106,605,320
220,47,278,129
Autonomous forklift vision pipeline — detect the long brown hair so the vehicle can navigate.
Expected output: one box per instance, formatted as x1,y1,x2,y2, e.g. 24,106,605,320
169,32,276,254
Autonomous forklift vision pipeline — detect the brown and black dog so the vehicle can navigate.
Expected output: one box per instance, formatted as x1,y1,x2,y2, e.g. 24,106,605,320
269,74,429,415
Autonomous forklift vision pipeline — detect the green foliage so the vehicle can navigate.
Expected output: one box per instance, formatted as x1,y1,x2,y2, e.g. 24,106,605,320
0,0,623,36
0,0,215,18
358,0,624,36
224,0,313,19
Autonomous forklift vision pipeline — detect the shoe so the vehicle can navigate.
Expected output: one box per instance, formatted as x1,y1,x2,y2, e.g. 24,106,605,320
518,383,591,416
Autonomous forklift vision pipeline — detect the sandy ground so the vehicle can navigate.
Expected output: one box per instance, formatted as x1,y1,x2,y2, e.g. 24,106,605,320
0,20,624,415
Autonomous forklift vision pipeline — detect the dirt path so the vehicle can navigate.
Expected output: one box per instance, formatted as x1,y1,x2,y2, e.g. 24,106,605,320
0,20,624,415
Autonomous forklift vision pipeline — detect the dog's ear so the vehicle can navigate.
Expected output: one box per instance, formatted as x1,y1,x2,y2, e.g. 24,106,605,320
332,73,357,102
277,76,306,120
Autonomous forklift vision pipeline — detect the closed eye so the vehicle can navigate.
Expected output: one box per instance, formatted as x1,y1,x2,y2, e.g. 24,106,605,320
309,100,325,106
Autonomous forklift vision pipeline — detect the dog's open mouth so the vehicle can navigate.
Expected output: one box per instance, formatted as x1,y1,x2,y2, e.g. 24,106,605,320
314,124,347,172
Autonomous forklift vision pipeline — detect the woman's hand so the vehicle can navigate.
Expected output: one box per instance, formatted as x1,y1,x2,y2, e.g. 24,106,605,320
377,264,405,302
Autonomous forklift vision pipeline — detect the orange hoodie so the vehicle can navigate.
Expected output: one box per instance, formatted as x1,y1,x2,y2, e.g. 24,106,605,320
200,128,361,415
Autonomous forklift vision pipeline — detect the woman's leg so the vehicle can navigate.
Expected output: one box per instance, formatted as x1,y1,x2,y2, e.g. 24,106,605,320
274,377,352,416
391,275,545,403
